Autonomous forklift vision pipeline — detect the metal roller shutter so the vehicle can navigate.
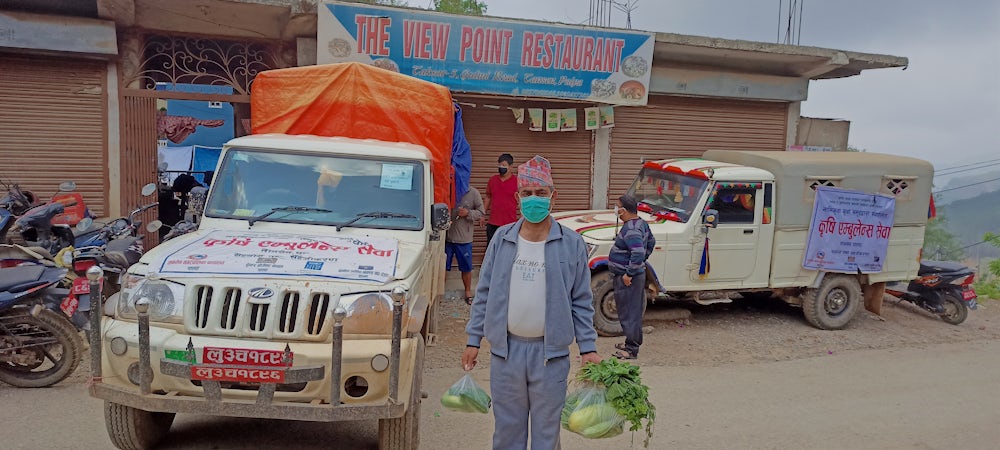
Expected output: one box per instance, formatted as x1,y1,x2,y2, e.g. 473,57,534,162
608,95,788,207
458,97,593,263
0,55,108,217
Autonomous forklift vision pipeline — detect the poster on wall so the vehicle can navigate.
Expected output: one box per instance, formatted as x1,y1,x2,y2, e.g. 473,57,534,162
560,109,577,131
528,108,544,131
318,1,655,106
599,106,615,128
584,107,600,130
802,186,896,274
545,109,560,132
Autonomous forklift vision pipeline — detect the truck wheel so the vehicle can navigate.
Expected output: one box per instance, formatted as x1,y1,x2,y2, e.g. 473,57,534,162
377,336,424,450
939,294,968,325
104,401,175,450
801,274,862,330
591,271,623,337
0,308,82,388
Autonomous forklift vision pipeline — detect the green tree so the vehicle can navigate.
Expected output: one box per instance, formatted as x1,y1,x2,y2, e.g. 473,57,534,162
922,215,965,261
434,0,487,15
973,232,1000,300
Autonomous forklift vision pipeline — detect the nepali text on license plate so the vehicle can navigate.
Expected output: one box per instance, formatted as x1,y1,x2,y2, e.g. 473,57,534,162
962,289,977,301
202,347,291,367
190,366,285,383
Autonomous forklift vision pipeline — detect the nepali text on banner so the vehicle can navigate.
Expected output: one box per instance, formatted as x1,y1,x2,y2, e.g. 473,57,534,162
156,230,398,282
318,1,654,106
803,186,896,274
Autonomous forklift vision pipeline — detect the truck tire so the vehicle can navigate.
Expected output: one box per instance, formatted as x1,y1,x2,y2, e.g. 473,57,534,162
939,293,968,325
378,336,424,450
104,401,175,450
801,274,862,330
0,308,82,388
591,271,623,337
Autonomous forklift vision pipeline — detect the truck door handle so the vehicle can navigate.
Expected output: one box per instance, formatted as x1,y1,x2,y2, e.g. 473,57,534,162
743,229,754,234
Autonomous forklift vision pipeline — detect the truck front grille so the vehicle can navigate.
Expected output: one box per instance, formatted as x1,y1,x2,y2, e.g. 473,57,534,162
184,284,336,341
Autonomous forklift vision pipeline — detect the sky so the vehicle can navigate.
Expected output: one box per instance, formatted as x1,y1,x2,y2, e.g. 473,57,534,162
403,0,1000,185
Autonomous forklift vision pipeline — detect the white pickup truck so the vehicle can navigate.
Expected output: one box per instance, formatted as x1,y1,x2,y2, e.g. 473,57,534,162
88,62,459,450
556,150,933,333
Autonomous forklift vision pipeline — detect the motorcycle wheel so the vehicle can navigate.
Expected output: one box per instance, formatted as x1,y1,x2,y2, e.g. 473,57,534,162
0,308,83,388
939,293,968,325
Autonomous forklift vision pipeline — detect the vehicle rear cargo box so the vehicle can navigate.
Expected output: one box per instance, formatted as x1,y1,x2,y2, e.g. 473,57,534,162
703,150,934,229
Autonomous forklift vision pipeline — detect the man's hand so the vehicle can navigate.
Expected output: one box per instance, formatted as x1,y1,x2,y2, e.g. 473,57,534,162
461,346,479,371
456,207,469,218
581,352,602,365
622,274,633,287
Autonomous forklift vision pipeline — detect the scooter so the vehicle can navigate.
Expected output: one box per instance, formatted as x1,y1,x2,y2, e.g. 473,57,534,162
885,260,978,325
0,263,82,388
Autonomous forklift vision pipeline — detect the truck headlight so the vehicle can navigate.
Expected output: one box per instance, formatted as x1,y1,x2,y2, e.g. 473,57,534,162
337,291,398,334
119,278,186,323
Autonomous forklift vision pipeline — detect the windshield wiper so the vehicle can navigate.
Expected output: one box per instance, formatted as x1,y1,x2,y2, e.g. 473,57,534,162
248,206,332,227
336,211,416,232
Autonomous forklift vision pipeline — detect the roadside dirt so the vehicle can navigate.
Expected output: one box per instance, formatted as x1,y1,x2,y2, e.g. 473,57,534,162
427,290,1000,370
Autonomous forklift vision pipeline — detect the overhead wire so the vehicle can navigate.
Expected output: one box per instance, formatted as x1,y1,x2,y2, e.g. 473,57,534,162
937,157,1000,172
933,176,1000,194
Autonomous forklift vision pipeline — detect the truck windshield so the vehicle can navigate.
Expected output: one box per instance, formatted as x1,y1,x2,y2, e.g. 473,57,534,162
205,148,424,230
626,168,710,222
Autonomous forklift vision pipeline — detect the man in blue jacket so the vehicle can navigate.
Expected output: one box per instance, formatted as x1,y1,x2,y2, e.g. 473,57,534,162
608,194,655,360
462,155,602,450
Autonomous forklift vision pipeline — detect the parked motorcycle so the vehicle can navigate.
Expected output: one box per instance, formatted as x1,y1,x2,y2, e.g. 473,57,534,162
885,260,978,325
1,178,42,243
0,178,38,217
0,263,82,387
11,181,87,256
62,184,158,324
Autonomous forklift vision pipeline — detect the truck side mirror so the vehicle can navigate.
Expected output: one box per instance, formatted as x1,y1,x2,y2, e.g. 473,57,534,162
430,203,450,231
702,209,719,229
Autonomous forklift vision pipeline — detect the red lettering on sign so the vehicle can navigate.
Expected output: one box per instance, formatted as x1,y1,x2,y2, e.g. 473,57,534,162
355,15,391,56
520,31,534,67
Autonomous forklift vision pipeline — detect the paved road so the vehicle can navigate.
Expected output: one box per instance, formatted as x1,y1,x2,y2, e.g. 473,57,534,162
2,339,999,449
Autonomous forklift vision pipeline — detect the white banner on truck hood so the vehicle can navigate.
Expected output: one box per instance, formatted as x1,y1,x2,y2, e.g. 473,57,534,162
156,230,398,282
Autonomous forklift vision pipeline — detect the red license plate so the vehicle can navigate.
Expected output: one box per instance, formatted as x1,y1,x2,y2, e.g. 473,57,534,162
190,366,286,383
962,288,977,301
202,347,291,367
71,277,92,295
60,294,79,317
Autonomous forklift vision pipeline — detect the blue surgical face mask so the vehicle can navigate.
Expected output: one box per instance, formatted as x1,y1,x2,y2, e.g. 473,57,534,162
520,195,551,223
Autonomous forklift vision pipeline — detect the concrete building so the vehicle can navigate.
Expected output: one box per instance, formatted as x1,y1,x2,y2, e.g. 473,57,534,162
0,0,905,254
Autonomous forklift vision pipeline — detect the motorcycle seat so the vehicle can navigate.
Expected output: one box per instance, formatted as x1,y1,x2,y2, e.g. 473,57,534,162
918,260,969,276
0,265,47,293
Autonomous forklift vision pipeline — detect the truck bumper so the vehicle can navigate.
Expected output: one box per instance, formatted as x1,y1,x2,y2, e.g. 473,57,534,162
87,286,415,422
89,382,405,422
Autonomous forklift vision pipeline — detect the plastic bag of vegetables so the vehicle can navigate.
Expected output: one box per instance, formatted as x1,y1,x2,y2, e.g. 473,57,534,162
439,373,491,414
569,358,656,447
561,382,626,439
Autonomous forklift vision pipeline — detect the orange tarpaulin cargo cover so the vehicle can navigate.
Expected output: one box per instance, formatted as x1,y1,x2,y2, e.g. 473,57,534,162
251,63,456,206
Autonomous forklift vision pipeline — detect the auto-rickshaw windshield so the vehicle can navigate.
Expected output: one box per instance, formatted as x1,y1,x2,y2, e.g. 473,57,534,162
205,148,424,230
626,168,710,222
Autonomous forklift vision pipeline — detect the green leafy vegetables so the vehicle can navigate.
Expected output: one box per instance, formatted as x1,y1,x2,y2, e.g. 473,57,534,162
575,358,656,447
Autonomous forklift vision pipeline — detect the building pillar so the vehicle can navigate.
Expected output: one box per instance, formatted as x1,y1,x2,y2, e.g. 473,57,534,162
786,101,801,151
107,61,122,218
591,128,611,209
